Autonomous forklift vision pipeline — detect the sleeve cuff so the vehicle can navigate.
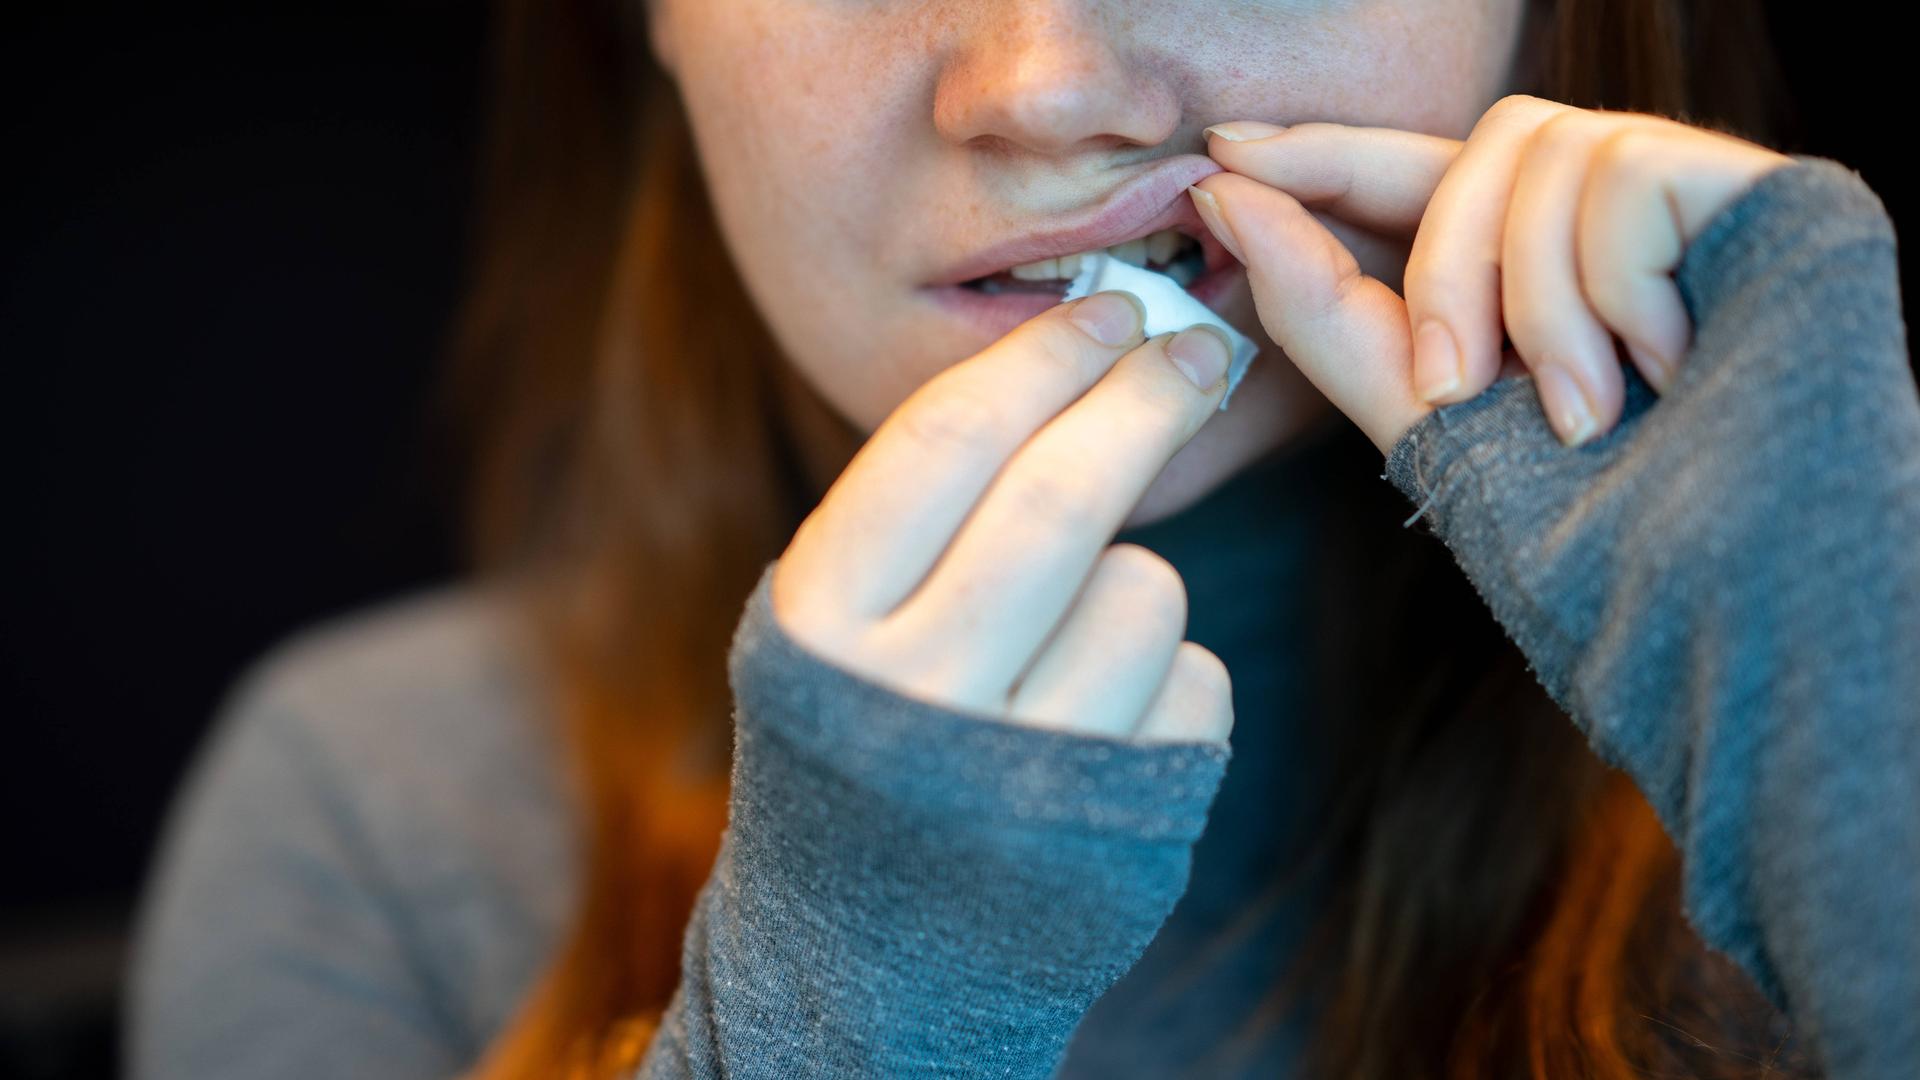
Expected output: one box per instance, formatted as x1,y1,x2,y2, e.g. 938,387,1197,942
1381,154,1894,526
727,559,1231,844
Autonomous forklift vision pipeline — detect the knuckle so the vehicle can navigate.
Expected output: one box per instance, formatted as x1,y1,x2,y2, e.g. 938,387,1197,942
1013,317,1090,380
1122,338,1213,415
1527,108,1594,157
1480,94,1559,136
1100,544,1189,638
1500,303,1559,353
1323,249,1371,315
893,386,1007,458
1004,470,1101,531
769,566,859,659
1577,259,1633,319
1030,313,1112,379
1128,375,1201,423
1404,253,1476,320
1489,93,1551,119
1173,641,1233,705
1275,226,1369,324
846,620,993,712
1589,125,1664,187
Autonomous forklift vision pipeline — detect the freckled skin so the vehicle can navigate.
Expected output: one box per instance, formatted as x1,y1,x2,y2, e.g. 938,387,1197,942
647,1,1533,525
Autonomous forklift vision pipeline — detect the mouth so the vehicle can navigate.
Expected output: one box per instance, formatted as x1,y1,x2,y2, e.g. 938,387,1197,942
961,226,1212,293
923,153,1240,297
917,153,1250,344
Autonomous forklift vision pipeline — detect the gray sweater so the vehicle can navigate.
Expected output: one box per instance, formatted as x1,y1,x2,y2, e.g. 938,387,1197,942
127,156,1919,1079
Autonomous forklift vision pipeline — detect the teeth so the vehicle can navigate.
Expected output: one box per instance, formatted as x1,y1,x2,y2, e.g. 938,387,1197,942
1008,257,1059,281
1147,230,1179,265
1003,228,1193,280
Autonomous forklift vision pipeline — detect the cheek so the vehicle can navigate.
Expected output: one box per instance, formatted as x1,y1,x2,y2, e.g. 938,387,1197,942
677,15,865,230
670,10,919,427
1202,2,1524,137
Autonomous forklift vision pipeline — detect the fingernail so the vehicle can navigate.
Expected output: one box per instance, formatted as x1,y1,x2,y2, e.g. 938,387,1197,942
1067,290,1146,347
1414,320,1463,403
1187,186,1245,265
1534,362,1599,447
1167,325,1232,390
1628,340,1675,394
1204,120,1289,143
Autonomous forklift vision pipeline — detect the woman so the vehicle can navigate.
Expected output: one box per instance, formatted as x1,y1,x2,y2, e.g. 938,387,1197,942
127,0,1917,1077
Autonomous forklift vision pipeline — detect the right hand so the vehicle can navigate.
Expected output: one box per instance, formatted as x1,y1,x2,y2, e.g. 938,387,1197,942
770,290,1237,746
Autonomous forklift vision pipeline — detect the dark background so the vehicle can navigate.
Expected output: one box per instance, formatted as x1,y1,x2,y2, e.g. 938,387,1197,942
1,5,1910,1078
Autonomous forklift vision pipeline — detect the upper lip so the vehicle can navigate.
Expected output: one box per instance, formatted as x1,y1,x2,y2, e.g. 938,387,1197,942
924,153,1235,287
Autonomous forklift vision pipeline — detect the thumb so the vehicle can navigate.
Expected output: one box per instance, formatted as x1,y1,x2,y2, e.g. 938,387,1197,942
1190,173,1430,455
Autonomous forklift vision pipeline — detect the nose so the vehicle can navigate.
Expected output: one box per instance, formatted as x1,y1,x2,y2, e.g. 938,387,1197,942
932,2,1179,156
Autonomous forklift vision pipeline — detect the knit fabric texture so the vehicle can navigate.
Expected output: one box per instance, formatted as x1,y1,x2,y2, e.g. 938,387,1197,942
1380,155,1919,1079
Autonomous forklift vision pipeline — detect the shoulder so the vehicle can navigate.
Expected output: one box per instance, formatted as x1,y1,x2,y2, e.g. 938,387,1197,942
216,582,568,794
131,584,580,1066
203,580,576,876
229,583,536,738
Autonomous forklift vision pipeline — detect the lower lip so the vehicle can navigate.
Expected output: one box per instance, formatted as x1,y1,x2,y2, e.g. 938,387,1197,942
920,260,1247,345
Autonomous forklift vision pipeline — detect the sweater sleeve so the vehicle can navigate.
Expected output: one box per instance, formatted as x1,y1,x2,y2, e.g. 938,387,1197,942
635,559,1231,1079
1381,155,1920,1079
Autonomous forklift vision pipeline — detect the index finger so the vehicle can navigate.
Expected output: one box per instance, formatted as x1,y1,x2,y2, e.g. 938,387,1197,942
1204,121,1463,236
782,290,1147,620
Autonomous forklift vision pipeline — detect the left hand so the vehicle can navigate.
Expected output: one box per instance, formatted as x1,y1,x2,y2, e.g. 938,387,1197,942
1188,94,1794,452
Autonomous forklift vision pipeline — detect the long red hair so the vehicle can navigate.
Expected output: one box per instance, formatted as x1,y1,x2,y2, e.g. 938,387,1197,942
453,2,1811,1076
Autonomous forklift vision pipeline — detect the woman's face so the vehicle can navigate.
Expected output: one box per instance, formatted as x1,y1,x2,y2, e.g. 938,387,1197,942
648,0,1533,526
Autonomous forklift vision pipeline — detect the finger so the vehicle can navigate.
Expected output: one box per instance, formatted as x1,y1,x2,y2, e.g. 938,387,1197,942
1405,94,1565,407
1190,172,1427,456
1580,124,1796,397
1003,544,1186,738
781,290,1146,621
1502,109,1632,445
1132,641,1234,746
876,327,1231,704
1577,123,1706,395
1204,121,1463,236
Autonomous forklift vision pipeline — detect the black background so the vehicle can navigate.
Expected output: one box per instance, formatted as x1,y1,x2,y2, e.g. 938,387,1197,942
2,4,1910,1077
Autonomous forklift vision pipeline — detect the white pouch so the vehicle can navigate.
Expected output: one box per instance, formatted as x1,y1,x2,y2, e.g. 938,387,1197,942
1062,252,1260,411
